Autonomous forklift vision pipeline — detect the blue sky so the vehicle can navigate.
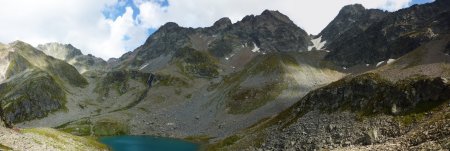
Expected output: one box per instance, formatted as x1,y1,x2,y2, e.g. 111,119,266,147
103,0,436,39
411,0,434,5
0,0,436,59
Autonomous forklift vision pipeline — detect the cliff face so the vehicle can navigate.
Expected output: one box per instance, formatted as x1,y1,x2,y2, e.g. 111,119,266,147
296,73,450,115
324,0,450,67
318,4,388,48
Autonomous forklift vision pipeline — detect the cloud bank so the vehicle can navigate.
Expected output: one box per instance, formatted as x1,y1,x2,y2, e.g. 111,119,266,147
0,0,433,59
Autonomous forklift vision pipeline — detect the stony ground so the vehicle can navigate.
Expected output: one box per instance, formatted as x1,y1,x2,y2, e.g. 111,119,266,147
0,127,107,151
251,102,450,151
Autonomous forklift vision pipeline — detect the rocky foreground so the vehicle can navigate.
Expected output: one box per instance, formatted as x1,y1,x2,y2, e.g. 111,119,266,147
0,127,107,151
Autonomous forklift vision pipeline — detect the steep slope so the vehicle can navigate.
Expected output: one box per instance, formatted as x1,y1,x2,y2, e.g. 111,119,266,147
315,4,388,50
0,41,87,124
208,73,450,150
325,0,450,67
372,35,450,81
37,43,107,73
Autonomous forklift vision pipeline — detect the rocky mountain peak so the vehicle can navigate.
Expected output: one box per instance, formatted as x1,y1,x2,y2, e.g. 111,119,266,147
240,9,294,25
260,9,293,24
324,0,449,67
36,42,107,73
317,4,388,47
118,9,311,69
212,17,232,29
10,40,29,47
37,42,83,61
340,4,366,15
159,22,180,31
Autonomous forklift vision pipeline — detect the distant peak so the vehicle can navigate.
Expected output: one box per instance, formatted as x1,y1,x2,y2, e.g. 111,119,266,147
260,9,293,24
340,4,366,13
10,40,31,47
213,17,232,29
160,22,179,30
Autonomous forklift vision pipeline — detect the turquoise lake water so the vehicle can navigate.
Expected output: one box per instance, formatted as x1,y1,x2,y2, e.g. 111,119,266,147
100,135,199,151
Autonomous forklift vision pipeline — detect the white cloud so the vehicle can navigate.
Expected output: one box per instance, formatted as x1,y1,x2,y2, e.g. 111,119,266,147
137,0,416,35
0,0,421,60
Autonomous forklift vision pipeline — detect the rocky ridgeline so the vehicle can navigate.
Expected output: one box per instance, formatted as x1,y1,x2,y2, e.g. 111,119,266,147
256,73,450,150
117,10,311,69
324,0,450,67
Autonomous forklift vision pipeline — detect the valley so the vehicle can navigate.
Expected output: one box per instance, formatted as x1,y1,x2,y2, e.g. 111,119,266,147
0,0,449,150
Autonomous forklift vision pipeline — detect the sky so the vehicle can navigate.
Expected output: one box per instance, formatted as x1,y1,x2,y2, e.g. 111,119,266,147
0,0,434,60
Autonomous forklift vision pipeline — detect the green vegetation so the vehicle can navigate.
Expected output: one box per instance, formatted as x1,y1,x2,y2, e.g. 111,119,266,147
57,118,129,137
174,47,219,78
155,73,189,87
206,135,241,150
222,54,295,114
184,135,212,144
22,128,108,150
93,119,129,136
95,70,150,98
11,41,88,87
227,82,288,114
0,70,66,123
0,144,12,150
58,119,92,136
394,99,446,126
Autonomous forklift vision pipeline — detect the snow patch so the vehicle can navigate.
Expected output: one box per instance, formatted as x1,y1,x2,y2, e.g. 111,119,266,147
376,61,385,67
308,36,327,51
251,43,260,53
139,63,150,70
387,59,396,64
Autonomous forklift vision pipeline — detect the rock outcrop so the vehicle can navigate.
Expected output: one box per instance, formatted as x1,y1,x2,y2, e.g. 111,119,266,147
318,4,388,47
324,0,450,67
207,73,450,150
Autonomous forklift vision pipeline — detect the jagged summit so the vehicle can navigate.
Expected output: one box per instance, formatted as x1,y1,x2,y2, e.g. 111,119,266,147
238,9,295,26
118,9,311,69
159,22,180,30
260,9,294,24
317,4,388,46
324,0,450,67
340,4,365,14
37,42,83,60
212,17,232,29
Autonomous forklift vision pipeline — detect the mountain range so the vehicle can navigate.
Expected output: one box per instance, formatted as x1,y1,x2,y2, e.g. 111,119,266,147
0,0,449,150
